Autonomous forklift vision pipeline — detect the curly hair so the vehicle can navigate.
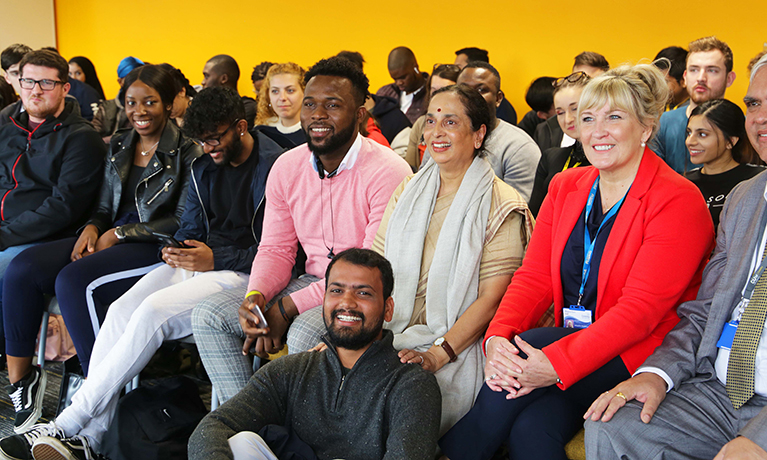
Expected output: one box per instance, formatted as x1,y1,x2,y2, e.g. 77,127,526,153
304,56,369,106
255,62,306,125
431,83,495,157
251,61,275,83
182,86,245,139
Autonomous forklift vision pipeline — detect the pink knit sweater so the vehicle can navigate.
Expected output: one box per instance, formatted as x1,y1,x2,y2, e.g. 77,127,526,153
248,137,412,313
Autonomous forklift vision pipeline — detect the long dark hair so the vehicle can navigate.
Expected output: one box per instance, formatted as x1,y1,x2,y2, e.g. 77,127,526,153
68,56,105,99
689,99,758,164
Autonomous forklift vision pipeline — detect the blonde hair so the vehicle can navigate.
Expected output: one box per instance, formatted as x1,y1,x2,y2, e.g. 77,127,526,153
577,63,669,141
255,62,306,126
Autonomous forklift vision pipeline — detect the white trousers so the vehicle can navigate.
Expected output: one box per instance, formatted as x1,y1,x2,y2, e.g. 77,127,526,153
55,264,248,447
229,432,278,460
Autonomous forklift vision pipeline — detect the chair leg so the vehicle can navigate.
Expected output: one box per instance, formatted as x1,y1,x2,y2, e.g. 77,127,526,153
37,311,50,368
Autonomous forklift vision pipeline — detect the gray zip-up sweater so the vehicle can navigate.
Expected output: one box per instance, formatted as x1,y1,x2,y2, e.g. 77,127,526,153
189,330,441,460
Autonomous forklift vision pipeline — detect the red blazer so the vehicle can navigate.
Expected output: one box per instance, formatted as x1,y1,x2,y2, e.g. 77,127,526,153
486,149,715,388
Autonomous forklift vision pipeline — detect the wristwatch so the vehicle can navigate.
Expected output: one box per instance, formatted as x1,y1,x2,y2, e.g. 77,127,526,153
114,226,126,241
433,336,457,363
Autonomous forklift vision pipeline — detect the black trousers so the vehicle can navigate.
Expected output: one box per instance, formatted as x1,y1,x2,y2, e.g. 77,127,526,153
439,327,630,460
2,237,161,374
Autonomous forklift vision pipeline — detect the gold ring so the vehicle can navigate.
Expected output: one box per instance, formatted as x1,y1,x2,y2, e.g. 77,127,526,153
614,392,627,402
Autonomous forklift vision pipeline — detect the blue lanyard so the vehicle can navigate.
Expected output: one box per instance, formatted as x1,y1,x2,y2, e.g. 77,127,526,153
578,177,628,306
742,210,767,301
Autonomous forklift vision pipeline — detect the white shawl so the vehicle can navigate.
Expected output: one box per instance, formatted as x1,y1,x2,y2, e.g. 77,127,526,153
384,156,495,435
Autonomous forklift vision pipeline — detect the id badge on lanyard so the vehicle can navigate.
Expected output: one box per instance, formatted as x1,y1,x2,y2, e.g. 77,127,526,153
716,210,767,350
566,177,628,329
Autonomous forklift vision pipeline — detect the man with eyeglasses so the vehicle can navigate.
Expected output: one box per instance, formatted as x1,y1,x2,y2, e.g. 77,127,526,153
0,48,104,360
0,46,90,127
0,86,285,460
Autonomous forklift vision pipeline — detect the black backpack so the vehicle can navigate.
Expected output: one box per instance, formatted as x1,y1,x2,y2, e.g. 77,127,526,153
101,376,207,460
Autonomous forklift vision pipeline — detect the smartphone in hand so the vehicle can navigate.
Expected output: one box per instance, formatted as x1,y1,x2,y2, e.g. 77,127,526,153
152,231,189,248
251,304,268,328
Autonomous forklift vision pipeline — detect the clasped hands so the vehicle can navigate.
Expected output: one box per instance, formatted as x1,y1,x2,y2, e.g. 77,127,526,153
239,294,296,358
484,335,559,399
71,225,120,261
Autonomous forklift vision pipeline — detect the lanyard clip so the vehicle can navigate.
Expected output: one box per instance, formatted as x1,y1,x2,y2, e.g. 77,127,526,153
735,298,749,320
577,293,583,307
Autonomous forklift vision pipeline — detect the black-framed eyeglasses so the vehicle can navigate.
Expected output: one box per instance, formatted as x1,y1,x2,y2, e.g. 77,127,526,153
554,71,589,88
19,78,66,91
198,119,240,146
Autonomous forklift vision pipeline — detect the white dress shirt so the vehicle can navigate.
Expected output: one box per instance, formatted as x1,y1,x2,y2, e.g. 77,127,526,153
308,133,362,176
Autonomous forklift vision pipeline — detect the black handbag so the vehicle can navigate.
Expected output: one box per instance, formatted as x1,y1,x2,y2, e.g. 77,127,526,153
101,376,207,460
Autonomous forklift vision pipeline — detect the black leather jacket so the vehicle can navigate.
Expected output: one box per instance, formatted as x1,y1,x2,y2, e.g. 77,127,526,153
85,121,202,242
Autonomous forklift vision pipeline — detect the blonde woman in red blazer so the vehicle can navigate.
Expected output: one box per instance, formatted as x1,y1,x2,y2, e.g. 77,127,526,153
440,64,715,460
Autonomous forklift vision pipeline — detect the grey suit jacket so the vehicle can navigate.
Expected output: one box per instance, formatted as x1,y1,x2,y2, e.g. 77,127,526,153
643,170,767,449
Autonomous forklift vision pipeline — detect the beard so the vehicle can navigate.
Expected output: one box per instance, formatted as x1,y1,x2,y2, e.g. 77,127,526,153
324,309,383,350
304,117,357,157
24,96,63,121
216,134,242,166
688,84,727,105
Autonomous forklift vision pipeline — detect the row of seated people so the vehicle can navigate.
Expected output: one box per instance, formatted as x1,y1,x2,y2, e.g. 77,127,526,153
0,41,764,460
3,37,761,231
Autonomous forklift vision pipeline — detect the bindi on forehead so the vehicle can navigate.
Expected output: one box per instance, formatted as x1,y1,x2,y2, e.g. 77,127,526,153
437,107,441,112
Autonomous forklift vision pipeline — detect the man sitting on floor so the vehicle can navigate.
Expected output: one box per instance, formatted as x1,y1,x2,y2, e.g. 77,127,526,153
189,248,442,460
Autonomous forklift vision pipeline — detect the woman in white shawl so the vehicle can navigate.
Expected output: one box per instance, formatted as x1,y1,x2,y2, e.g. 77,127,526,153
371,84,534,435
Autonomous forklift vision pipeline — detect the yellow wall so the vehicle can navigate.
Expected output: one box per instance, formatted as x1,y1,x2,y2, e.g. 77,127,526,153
55,0,764,116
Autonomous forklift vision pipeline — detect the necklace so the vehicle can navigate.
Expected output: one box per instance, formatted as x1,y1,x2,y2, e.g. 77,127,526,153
140,139,160,156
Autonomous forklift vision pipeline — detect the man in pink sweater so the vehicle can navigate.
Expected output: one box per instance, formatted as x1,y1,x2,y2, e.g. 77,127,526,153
192,57,411,402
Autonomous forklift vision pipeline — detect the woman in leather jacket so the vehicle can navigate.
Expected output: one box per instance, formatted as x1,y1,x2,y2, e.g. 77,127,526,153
1,64,200,432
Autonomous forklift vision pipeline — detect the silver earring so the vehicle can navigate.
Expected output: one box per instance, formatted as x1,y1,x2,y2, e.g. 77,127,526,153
240,133,244,136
